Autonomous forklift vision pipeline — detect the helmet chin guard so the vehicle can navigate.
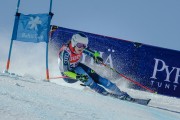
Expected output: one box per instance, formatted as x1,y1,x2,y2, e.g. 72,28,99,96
71,33,88,48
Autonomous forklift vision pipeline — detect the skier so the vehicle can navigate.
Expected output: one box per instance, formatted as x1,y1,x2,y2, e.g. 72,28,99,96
58,32,132,100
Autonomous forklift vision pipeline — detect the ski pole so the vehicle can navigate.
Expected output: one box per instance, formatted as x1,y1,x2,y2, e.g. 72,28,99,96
50,76,69,79
84,49,156,93
101,63,156,93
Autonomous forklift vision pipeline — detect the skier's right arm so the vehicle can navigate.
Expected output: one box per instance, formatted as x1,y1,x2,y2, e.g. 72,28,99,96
59,50,71,72
59,50,76,78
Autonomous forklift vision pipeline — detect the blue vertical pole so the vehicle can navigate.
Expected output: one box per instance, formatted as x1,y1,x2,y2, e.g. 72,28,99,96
46,0,53,81
49,0,52,13
46,42,49,80
5,0,21,72
16,0,21,13
6,40,13,72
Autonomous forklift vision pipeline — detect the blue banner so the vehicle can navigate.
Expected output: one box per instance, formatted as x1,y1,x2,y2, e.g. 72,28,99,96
50,25,180,98
12,13,51,43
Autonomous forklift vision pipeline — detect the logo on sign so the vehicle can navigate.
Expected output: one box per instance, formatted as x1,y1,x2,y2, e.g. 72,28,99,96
81,50,114,77
150,58,180,91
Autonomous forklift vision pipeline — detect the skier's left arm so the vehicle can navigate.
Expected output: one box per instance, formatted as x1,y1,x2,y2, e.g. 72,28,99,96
83,48,103,64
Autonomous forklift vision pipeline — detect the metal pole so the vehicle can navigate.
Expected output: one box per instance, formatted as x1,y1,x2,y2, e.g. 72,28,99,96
5,0,21,72
101,63,156,93
16,0,21,13
46,42,50,80
85,49,156,93
50,76,69,79
5,40,13,72
49,0,52,13
46,0,53,81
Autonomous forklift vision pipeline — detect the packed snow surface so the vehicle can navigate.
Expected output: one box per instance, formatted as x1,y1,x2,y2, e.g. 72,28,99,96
0,73,180,120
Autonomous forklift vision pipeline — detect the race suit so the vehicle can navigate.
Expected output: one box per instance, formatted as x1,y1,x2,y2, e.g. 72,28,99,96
58,44,123,96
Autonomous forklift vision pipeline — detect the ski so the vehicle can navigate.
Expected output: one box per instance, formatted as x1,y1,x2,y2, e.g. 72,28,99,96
131,98,151,106
108,93,151,106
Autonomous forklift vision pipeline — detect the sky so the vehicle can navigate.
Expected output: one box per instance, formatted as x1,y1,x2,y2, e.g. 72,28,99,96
0,0,180,51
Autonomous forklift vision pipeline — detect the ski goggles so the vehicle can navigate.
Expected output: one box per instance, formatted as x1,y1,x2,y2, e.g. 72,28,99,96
76,43,87,48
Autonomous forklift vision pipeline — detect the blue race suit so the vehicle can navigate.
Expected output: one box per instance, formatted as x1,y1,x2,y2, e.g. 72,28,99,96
58,44,124,96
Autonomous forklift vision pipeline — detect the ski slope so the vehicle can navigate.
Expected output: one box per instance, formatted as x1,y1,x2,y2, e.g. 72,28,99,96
0,73,180,120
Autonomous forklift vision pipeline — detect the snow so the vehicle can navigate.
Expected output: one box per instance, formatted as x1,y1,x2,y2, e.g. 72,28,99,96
0,73,180,120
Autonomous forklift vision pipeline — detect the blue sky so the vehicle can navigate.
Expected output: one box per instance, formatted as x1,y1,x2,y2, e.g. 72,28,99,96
0,0,180,51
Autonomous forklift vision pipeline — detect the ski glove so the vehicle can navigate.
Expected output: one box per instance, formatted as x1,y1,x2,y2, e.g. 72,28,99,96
63,71,88,83
63,71,77,79
76,74,88,83
93,51,103,64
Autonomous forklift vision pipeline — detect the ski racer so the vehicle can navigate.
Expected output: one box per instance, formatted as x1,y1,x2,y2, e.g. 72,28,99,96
58,33,132,100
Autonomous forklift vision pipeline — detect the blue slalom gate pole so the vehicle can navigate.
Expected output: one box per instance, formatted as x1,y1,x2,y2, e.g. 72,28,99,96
5,0,21,72
6,40,13,72
46,0,53,81
16,0,21,13
49,0,52,13
46,42,49,80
